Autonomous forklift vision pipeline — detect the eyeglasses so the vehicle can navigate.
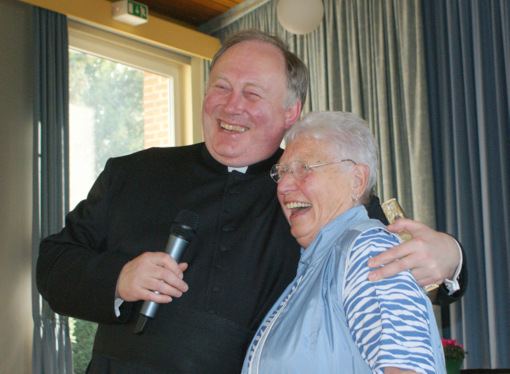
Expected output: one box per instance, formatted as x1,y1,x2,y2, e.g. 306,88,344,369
270,159,357,183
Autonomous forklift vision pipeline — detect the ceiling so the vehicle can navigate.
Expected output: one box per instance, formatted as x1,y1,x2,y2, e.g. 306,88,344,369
126,0,247,28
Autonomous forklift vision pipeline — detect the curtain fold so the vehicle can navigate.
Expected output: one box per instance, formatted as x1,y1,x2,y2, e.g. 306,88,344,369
32,6,73,374
423,0,510,369
206,0,435,227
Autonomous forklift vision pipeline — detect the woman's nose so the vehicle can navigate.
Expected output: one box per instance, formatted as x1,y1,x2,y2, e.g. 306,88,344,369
277,171,297,193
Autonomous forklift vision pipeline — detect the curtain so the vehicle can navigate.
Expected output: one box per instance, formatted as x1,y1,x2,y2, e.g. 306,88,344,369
204,0,436,227
423,0,510,369
32,7,73,374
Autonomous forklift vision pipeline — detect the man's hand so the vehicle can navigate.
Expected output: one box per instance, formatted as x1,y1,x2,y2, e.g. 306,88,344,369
367,218,460,287
116,252,189,303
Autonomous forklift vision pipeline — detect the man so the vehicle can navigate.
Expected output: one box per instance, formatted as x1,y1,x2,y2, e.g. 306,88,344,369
37,30,465,373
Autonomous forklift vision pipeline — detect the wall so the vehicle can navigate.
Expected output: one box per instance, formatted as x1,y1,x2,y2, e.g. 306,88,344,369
0,0,35,373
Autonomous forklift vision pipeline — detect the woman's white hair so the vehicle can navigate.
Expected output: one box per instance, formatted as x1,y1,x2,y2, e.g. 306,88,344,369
284,111,379,201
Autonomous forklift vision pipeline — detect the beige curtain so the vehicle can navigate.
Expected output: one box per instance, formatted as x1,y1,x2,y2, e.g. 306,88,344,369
203,0,435,227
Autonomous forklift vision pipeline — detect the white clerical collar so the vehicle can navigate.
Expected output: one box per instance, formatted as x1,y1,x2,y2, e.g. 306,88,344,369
228,166,248,174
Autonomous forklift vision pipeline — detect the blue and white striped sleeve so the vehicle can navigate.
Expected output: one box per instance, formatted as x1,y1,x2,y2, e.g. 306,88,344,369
342,228,436,374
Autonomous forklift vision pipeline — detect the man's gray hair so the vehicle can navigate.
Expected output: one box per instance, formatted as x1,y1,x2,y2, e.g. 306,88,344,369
210,30,309,110
284,111,379,201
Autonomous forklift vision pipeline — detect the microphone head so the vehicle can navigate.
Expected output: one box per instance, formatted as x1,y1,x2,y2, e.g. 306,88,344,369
171,210,199,242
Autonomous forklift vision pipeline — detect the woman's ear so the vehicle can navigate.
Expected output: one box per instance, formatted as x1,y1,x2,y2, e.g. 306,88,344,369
351,163,369,198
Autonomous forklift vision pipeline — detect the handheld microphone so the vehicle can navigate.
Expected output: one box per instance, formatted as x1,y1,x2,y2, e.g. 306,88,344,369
134,210,199,334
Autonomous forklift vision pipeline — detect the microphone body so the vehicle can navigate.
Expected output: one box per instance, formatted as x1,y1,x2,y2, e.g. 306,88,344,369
134,210,198,334
138,235,190,319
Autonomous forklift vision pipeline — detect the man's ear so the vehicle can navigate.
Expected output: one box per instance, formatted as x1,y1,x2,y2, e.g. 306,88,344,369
352,163,369,197
284,101,302,130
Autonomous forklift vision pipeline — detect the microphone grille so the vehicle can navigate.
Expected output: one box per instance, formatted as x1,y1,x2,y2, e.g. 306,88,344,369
171,210,199,241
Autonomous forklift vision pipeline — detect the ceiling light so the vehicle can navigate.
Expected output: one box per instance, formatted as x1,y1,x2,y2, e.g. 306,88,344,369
277,0,324,35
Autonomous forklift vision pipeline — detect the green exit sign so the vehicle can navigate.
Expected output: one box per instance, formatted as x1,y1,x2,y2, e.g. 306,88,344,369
112,0,148,26
127,0,148,20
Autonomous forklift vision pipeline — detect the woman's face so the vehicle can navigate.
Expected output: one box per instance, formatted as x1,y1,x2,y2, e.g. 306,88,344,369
277,139,357,248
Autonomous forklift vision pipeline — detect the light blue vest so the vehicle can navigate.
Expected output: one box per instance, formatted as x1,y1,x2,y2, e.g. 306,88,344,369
242,206,446,374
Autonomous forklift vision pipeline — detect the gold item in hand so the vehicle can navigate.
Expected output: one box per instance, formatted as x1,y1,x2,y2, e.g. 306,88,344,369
381,198,412,242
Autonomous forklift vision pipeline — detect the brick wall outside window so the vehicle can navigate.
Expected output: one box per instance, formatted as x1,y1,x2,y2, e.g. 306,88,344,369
144,72,171,147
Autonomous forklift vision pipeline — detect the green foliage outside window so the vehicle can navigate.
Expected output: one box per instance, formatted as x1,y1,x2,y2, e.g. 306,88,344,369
69,50,144,176
69,318,97,374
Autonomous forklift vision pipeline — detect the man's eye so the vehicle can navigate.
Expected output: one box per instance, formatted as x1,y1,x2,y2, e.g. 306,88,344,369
212,82,231,92
245,91,261,99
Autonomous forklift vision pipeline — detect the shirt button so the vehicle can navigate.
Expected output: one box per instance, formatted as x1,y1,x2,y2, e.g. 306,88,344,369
212,286,220,293
222,224,234,232
219,245,229,252
228,186,241,194
208,309,216,315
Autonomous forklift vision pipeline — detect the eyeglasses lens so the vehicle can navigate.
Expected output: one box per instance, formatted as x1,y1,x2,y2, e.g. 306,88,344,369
289,161,307,180
270,161,309,183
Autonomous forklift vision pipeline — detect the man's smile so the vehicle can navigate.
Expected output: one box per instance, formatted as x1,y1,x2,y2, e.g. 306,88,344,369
220,120,248,133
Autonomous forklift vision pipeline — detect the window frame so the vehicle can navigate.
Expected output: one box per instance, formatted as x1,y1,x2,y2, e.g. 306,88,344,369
68,19,202,146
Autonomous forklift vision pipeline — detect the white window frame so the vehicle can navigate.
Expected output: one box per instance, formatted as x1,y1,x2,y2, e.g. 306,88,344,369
68,19,198,146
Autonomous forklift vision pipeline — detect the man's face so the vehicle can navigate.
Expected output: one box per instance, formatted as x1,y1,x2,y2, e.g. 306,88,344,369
202,40,301,167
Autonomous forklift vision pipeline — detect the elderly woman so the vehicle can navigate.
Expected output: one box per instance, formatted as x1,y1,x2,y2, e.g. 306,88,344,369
242,112,446,374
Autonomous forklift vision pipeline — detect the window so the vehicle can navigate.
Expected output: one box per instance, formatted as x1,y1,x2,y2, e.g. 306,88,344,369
67,20,196,373
68,19,194,208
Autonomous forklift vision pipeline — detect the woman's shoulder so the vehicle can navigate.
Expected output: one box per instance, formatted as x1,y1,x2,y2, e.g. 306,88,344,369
343,219,399,248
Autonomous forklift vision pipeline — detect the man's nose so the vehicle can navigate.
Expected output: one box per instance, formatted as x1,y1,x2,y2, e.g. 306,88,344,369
224,91,244,114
